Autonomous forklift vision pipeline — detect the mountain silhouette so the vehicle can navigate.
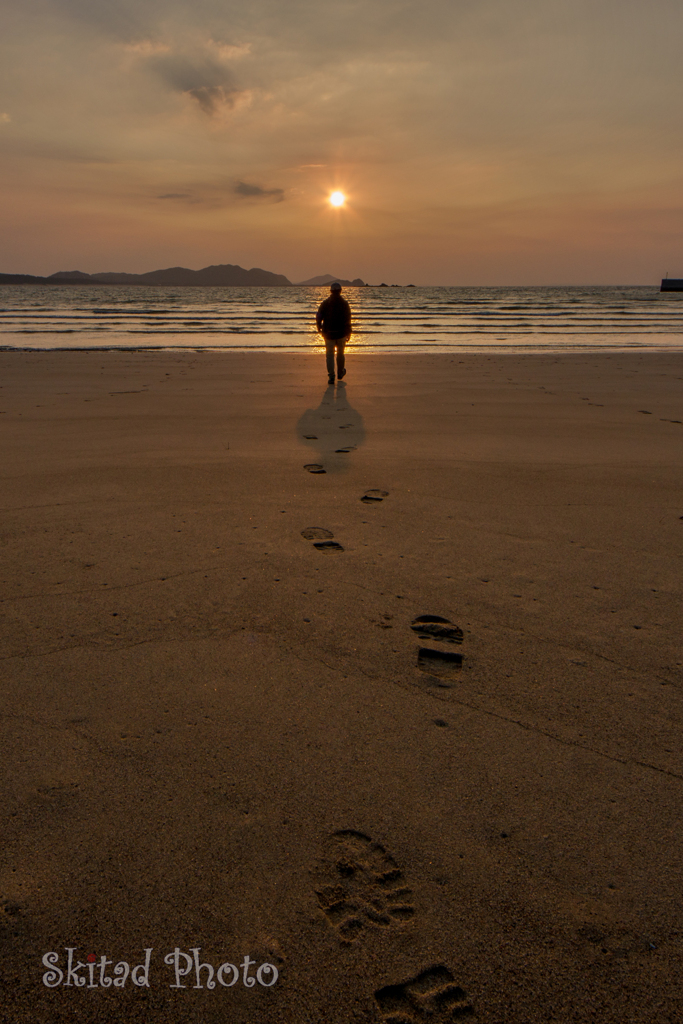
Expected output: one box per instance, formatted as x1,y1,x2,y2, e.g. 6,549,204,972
0,264,368,287
47,264,291,286
296,273,366,286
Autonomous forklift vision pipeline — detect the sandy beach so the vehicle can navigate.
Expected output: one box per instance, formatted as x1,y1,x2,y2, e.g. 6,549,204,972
1,349,682,1023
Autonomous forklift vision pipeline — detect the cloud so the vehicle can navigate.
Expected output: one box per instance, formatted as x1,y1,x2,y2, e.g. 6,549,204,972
188,84,239,114
209,41,251,61
123,40,170,55
234,181,285,201
4,0,683,284
144,51,246,113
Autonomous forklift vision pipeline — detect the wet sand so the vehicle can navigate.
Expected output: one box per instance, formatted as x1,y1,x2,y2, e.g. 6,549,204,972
1,349,682,1023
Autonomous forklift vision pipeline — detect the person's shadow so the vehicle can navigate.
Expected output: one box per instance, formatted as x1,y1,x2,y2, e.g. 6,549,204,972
296,384,365,473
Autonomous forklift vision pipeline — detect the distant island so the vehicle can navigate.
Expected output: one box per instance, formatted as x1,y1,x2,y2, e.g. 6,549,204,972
295,273,366,287
0,264,368,287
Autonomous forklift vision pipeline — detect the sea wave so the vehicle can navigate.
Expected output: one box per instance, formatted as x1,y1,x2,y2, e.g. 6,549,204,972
0,284,681,352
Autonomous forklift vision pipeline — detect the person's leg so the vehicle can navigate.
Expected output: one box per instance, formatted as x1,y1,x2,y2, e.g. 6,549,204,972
325,339,335,379
336,337,346,378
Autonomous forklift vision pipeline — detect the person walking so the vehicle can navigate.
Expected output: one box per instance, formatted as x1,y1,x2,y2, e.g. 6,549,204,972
316,282,352,384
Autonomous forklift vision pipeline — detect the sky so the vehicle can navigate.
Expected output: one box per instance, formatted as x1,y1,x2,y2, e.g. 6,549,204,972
1,0,682,284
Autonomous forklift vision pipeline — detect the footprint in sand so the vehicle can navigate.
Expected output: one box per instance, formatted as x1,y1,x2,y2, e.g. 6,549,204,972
315,830,415,942
304,463,326,474
411,615,463,645
301,528,345,552
417,648,463,680
412,615,464,686
374,965,475,1022
301,528,333,540
361,489,389,504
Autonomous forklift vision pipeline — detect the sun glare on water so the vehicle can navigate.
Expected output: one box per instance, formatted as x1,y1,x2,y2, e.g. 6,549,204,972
329,191,346,207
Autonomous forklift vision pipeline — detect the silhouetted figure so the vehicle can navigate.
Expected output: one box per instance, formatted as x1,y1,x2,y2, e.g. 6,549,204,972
316,282,352,384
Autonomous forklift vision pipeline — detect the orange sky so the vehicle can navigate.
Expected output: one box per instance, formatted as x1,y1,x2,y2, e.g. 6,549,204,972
1,0,682,284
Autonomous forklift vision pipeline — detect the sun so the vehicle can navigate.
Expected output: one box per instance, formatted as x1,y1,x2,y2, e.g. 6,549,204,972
329,191,346,207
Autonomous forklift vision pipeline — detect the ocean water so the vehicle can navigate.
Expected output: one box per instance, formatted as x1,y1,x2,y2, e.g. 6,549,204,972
0,284,681,353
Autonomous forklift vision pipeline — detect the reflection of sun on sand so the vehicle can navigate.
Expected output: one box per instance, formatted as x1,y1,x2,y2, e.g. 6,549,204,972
2,348,683,1022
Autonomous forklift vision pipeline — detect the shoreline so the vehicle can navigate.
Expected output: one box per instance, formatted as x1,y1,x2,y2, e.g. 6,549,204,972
1,333,682,355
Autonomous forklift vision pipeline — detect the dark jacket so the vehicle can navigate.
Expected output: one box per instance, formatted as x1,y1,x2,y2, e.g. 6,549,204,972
316,294,352,341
